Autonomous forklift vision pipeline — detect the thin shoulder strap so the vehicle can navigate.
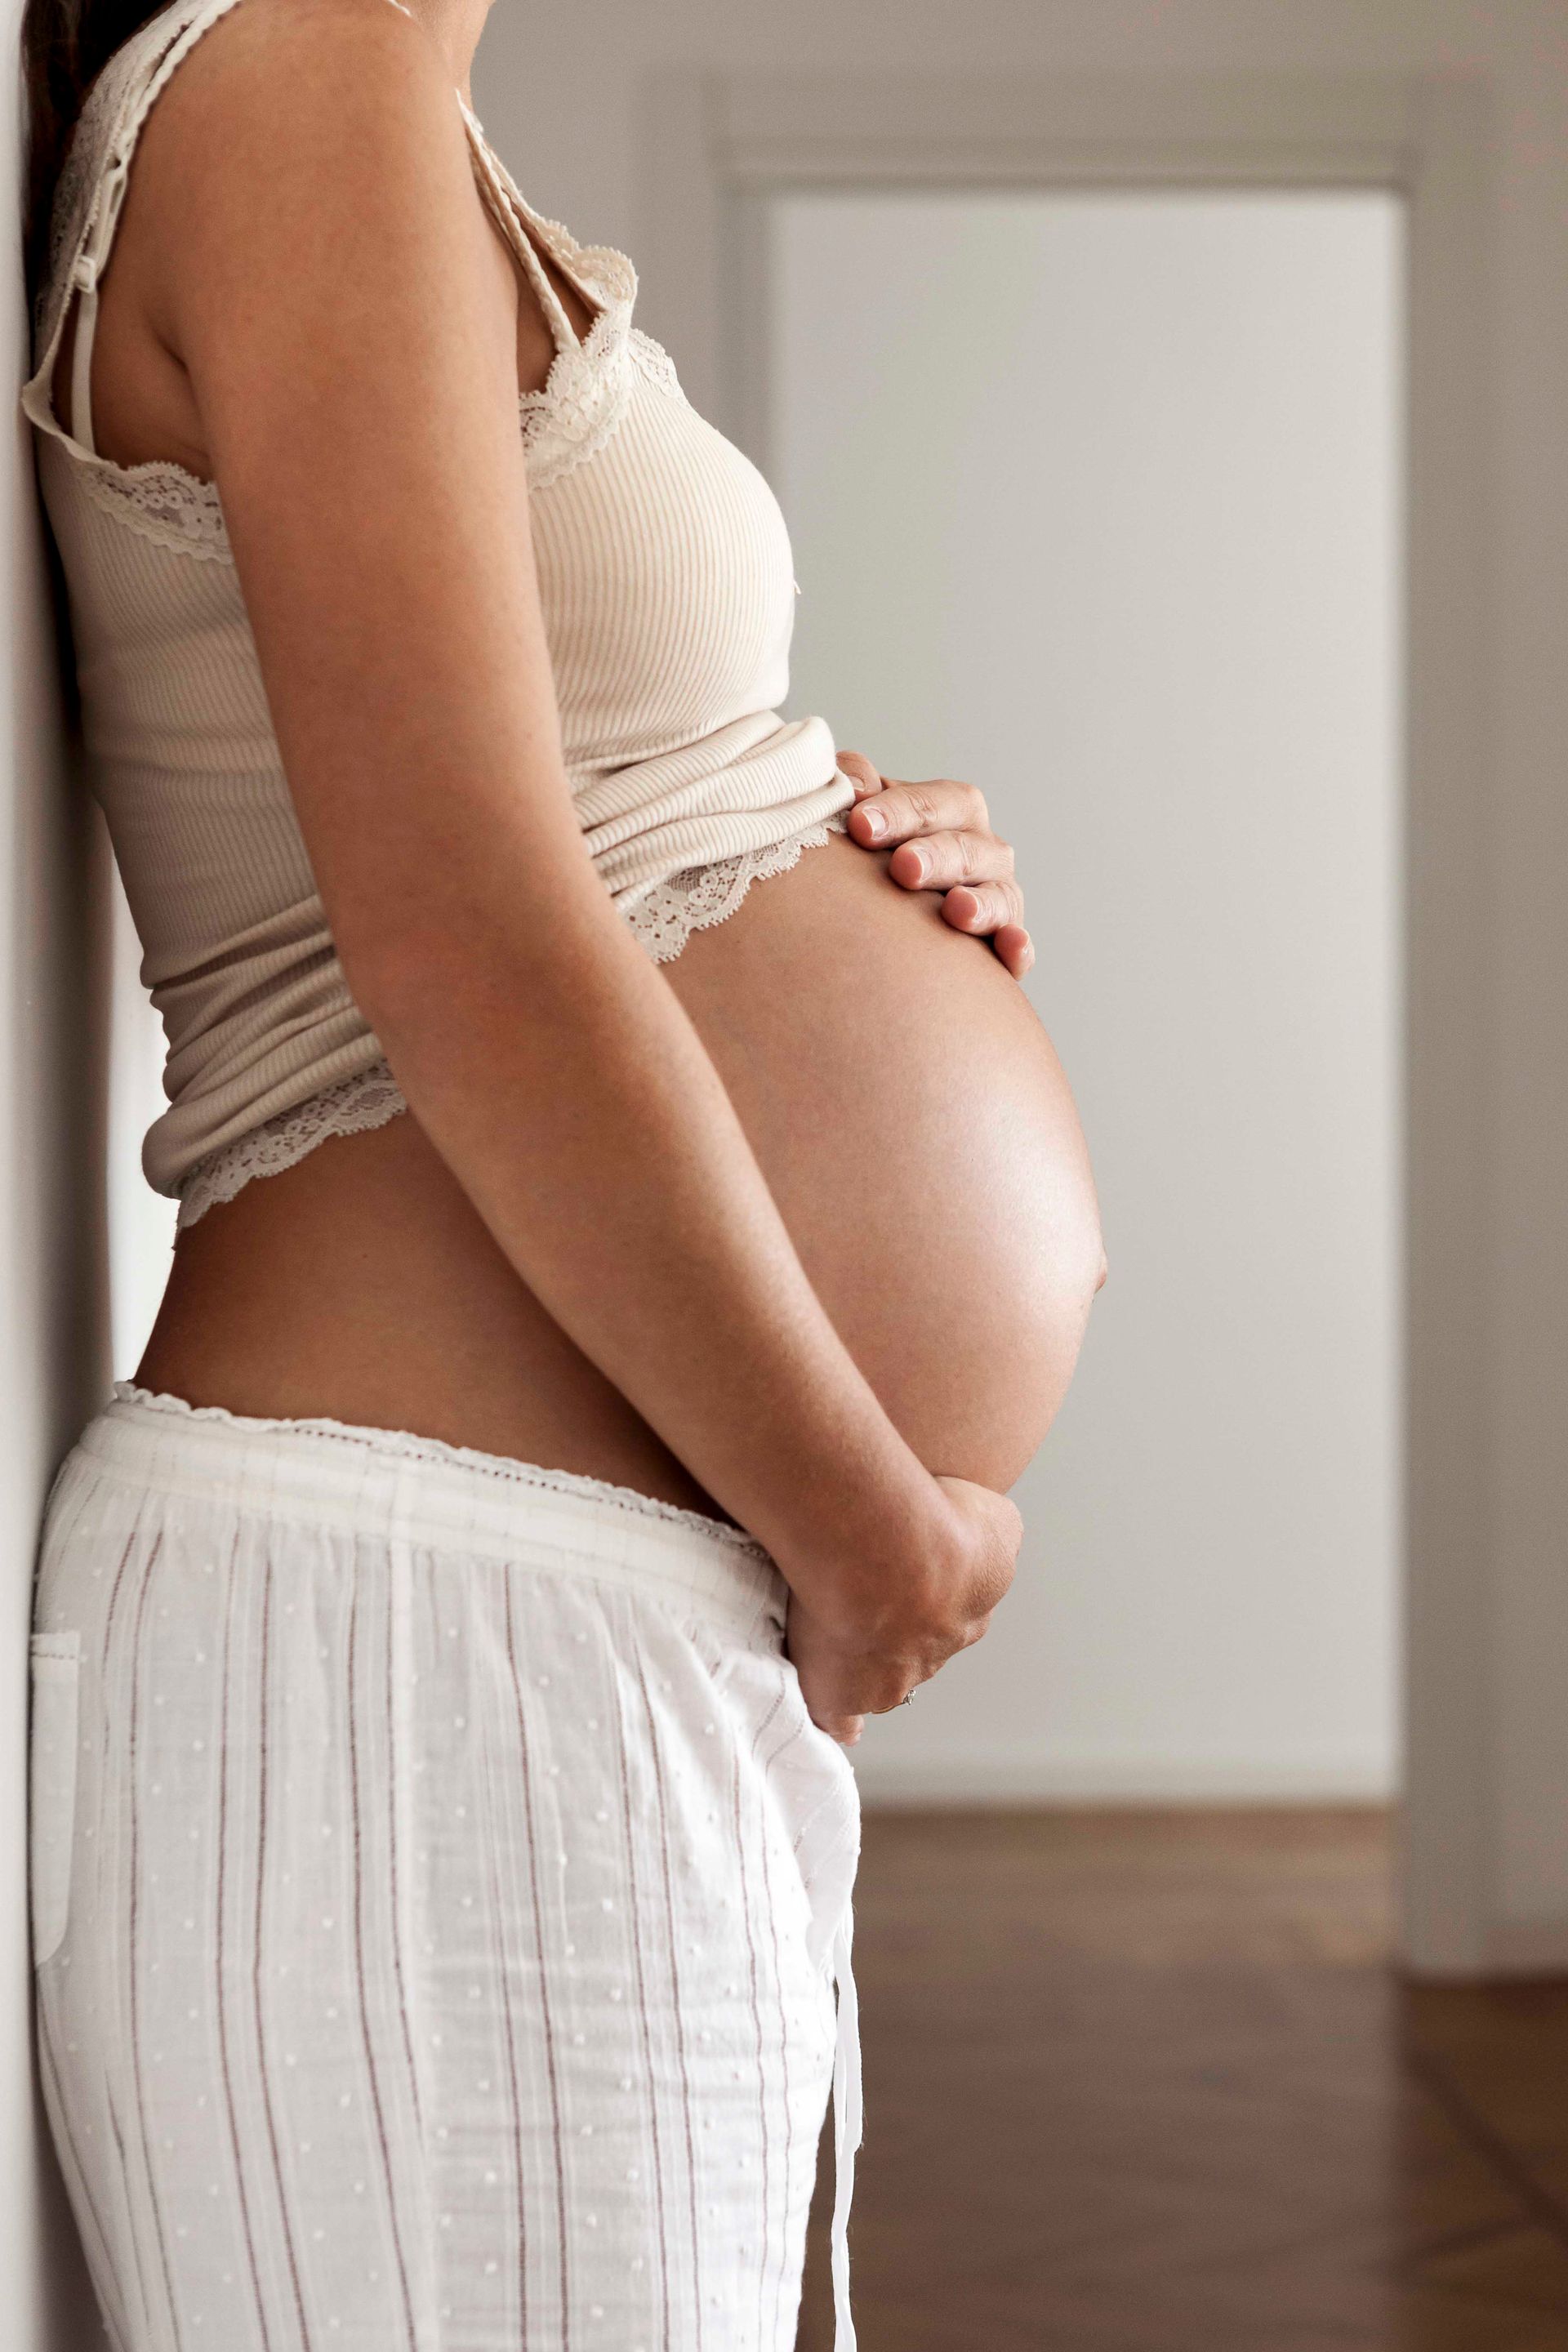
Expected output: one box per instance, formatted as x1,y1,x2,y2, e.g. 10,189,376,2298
457,100,581,359
60,0,251,457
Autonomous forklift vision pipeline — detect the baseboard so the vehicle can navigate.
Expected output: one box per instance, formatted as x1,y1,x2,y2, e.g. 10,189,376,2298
847,1748,1398,1806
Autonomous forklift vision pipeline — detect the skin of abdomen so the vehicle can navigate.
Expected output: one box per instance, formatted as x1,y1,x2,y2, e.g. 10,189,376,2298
663,835,1103,1492
138,835,1104,1511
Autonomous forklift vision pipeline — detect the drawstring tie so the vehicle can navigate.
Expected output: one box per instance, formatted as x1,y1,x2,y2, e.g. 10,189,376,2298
829,1905,862,2350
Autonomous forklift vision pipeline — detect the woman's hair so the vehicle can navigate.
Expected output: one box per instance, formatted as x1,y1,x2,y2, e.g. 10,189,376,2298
20,0,165,296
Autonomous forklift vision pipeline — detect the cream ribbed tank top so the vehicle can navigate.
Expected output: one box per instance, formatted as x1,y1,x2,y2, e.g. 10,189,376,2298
21,0,855,1224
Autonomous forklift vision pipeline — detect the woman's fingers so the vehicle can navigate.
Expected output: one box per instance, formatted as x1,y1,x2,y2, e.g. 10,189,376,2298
835,749,884,800
937,875,1027,931
840,760,1034,976
847,774,986,847
943,889,1035,975
977,917,1036,979
887,829,1016,896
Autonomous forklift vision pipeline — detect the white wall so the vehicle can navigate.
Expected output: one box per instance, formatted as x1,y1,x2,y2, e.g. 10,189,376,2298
474,0,1568,1967
767,189,1403,1802
2,1,113,2337
108,873,176,1374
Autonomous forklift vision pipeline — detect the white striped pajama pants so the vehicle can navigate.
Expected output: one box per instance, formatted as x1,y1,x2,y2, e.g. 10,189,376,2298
30,1386,862,2352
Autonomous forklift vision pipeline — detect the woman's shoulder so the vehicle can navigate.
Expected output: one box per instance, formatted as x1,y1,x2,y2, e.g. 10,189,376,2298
31,0,481,429
41,0,473,326
114,0,450,166
51,0,452,261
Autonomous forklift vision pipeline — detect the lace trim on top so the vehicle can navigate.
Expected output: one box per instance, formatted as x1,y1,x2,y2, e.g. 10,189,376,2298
626,815,848,965
458,100,652,495
60,315,688,556
174,821,845,1227
174,1060,408,1227
74,454,231,560
108,1381,768,1552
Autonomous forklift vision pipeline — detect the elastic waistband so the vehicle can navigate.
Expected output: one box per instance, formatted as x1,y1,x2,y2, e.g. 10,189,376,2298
69,1384,785,1644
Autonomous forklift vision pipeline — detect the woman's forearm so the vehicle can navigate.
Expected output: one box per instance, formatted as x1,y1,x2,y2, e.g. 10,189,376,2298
350,853,960,1618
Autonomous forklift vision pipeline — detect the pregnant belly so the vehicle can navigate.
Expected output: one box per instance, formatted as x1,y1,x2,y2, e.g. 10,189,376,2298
143,835,1102,1508
666,831,1102,1490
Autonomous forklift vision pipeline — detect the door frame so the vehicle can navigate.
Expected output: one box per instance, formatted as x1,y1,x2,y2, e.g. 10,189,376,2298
639,65,1494,1976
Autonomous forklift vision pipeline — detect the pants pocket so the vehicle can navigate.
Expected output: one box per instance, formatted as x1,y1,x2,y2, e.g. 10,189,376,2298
698,1624,862,1976
779,1708,862,1974
29,1631,81,1967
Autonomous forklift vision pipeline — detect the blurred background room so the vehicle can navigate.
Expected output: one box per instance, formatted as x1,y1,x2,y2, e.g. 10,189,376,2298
7,2,1568,2348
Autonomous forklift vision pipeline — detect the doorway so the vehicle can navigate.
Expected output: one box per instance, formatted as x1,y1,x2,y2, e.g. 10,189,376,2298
761,186,1405,1808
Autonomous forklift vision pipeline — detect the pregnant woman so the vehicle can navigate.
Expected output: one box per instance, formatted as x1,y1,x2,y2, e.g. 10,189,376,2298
20,0,1104,2345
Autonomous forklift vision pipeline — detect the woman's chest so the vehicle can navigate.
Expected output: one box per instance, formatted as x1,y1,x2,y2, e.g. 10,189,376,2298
528,366,801,748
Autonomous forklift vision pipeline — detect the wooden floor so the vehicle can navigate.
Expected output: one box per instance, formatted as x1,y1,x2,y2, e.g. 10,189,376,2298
795,1810,1568,2352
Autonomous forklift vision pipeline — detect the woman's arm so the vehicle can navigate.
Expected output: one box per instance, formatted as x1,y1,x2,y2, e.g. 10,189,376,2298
136,0,1016,1718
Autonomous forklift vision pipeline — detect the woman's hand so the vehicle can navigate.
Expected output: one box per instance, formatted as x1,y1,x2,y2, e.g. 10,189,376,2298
837,749,1035,981
786,1475,1024,1745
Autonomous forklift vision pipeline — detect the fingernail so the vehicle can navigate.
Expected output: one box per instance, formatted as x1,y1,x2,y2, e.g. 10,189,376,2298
858,804,887,839
904,848,927,880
